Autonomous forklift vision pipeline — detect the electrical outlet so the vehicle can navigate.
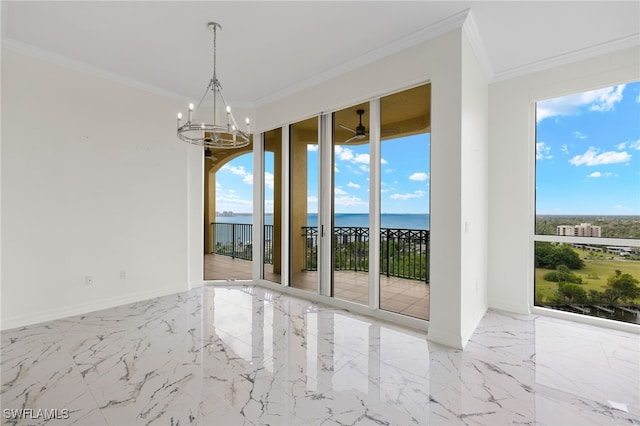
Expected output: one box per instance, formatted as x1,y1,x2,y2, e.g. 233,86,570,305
85,275,93,286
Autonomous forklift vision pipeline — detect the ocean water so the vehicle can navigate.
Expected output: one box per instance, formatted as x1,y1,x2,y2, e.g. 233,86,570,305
215,213,429,230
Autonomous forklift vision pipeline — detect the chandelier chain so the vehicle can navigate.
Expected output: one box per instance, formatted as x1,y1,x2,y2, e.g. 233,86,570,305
212,22,218,88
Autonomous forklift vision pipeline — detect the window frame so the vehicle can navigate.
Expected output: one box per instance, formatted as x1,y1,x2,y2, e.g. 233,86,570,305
529,80,640,331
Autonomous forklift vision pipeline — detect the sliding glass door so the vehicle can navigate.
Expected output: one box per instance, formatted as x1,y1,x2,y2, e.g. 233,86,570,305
289,117,319,293
332,103,371,305
263,128,282,283
379,84,431,320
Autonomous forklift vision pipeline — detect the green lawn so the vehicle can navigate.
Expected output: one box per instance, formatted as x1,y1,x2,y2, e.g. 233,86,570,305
535,248,640,303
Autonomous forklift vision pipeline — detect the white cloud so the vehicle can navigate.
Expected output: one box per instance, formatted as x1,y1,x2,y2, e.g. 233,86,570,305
561,144,569,155
334,146,385,166
569,147,631,166
573,131,587,140
334,187,348,196
335,145,354,161
353,153,370,164
264,172,274,190
216,192,253,211
221,164,247,176
536,142,552,160
588,171,612,178
390,190,426,200
359,165,369,172
307,145,318,152
222,164,253,185
347,182,360,189
334,195,367,207
589,85,625,112
614,204,635,212
537,84,626,122
626,139,640,150
307,195,318,203
409,172,429,181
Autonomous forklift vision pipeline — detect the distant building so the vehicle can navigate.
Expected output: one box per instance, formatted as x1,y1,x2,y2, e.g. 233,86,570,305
556,223,601,237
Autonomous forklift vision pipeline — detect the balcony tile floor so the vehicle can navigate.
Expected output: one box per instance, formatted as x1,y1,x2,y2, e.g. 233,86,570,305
205,254,429,320
2,285,638,425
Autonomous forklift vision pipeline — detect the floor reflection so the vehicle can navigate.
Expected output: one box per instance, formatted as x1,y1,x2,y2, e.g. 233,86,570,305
1,285,637,425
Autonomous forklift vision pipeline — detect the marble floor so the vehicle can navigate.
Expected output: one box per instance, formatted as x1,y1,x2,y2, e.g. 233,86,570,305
1,285,638,425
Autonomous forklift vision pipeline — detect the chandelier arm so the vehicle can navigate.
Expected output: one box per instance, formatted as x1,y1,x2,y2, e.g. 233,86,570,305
192,80,213,119
216,86,239,130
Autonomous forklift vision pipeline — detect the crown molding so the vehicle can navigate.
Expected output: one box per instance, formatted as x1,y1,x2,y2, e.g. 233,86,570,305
461,9,494,82
2,38,189,103
492,33,640,83
254,9,471,108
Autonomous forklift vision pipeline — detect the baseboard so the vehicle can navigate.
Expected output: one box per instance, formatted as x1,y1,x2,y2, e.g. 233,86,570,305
1,286,184,331
426,327,464,349
488,297,530,315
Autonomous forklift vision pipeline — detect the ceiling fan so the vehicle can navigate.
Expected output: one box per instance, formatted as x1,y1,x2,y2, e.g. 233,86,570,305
338,109,369,143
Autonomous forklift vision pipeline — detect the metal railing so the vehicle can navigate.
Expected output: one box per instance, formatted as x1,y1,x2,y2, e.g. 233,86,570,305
212,222,429,282
303,226,429,282
211,222,274,263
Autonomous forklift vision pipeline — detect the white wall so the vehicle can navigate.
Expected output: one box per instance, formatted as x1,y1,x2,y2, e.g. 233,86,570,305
1,48,195,329
426,29,489,349
487,46,640,314
460,32,489,344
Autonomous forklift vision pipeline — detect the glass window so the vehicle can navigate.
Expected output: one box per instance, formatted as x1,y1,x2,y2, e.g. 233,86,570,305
264,128,282,283
332,103,371,305
379,84,431,320
290,117,319,292
534,81,640,324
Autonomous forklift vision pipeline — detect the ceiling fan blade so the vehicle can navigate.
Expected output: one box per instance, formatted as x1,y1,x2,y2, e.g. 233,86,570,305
344,135,359,143
338,124,356,133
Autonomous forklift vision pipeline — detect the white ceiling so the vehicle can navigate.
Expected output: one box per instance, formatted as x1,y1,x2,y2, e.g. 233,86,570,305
2,1,639,107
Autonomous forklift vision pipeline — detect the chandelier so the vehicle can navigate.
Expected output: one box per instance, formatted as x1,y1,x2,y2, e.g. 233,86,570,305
176,22,250,149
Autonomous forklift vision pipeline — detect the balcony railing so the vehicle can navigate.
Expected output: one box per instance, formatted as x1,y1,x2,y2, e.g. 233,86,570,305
211,222,429,282
302,226,430,282
211,222,274,263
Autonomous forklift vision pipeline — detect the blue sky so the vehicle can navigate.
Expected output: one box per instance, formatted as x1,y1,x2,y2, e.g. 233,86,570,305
215,132,430,214
536,81,640,215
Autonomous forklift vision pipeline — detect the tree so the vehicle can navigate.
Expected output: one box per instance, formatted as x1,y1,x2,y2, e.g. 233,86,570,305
543,264,582,284
555,283,587,304
607,272,640,303
535,242,584,270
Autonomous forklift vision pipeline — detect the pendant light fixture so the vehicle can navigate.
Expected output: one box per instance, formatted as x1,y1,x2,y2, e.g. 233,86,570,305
176,22,250,149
